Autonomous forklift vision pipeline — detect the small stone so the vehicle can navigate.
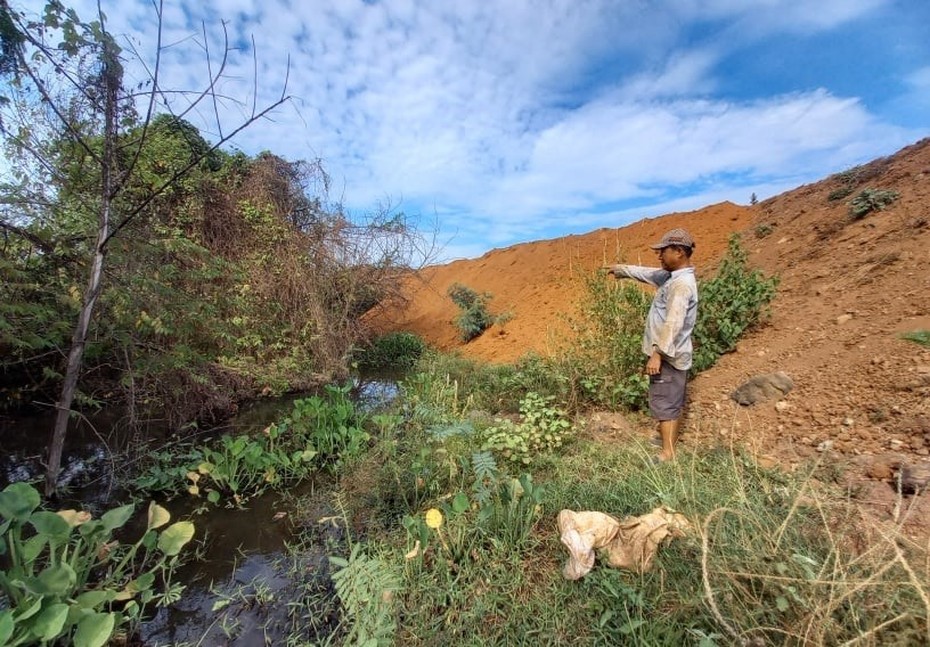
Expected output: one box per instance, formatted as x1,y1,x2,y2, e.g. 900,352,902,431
836,314,854,325
890,439,905,450
817,440,834,452
866,460,895,480
842,417,854,427
775,400,792,412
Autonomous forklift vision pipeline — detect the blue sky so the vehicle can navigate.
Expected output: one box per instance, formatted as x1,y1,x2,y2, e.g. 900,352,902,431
30,0,930,260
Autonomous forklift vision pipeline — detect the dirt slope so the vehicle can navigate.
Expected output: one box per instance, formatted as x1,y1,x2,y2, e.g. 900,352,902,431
369,138,930,475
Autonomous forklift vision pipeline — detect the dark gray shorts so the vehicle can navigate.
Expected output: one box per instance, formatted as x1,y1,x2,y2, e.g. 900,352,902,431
648,362,688,420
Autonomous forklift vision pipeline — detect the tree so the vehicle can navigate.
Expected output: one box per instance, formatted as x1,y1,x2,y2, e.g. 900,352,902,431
0,0,291,496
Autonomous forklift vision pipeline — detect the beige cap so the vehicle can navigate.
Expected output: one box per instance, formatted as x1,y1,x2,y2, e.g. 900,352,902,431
650,228,695,250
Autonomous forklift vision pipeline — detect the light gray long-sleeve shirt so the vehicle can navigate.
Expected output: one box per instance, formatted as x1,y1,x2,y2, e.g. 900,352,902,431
610,265,698,371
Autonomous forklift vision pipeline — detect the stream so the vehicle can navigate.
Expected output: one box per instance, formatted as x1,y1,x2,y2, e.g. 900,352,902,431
0,375,400,646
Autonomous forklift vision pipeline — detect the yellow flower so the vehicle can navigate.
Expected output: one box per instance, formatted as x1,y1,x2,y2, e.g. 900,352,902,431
425,508,443,529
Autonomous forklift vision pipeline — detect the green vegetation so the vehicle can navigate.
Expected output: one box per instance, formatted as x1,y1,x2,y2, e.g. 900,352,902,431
482,392,574,466
558,274,652,410
754,222,775,238
692,234,779,372
448,283,510,342
0,2,431,494
828,166,863,201
355,331,428,372
901,329,930,348
0,483,194,647
235,385,928,646
133,384,368,505
849,188,901,219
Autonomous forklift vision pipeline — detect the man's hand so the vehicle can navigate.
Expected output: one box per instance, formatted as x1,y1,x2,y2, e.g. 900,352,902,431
646,349,662,375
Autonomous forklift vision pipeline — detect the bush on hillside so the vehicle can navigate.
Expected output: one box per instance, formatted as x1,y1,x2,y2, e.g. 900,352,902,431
692,234,779,372
848,187,900,219
447,283,497,342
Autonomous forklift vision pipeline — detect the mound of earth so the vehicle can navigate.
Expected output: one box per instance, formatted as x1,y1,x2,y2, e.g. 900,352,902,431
368,138,930,505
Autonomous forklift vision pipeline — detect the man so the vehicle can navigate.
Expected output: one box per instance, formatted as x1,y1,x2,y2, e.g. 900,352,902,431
605,228,698,462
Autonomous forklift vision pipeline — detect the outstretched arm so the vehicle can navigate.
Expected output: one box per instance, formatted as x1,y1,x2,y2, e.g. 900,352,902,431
605,264,670,288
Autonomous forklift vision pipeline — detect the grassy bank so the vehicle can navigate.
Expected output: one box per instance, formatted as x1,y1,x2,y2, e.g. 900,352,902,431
312,416,928,647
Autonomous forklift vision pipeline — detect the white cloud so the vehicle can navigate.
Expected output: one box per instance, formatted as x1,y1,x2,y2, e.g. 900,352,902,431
11,0,924,261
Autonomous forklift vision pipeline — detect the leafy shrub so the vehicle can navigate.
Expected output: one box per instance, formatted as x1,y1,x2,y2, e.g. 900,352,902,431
827,167,861,201
447,283,496,342
692,234,779,372
754,223,774,238
557,273,651,410
0,483,194,647
355,331,427,371
482,392,573,465
848,188,900,219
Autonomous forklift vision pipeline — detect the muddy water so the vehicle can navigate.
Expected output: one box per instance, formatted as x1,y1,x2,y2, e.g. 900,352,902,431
0,375,400,646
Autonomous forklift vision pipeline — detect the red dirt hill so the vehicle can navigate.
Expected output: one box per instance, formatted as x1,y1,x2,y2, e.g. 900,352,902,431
369,138,930,481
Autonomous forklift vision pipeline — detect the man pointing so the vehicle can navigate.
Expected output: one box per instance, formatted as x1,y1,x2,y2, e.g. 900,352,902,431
605,228,698,462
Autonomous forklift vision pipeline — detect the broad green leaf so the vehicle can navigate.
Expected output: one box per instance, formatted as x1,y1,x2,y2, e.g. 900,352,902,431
100,504,134,532
32,602,69,641
146,502,170,530
14,596,43,621
141,530,157,550
131,571,156,592
0,482,41,521
75,590,112,609
0,610,13,645
30,563,76,596
31,510,72,541
206,490,220,504
73,612,115,647
78,520,105,539
157,521,194,556
451,492,469,515
22,534,49,562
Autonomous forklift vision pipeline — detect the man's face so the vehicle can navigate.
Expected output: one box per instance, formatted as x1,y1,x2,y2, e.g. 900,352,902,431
657,246,686,271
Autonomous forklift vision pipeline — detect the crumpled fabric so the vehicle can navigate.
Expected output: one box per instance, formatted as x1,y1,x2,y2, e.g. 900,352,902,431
557,507,691,580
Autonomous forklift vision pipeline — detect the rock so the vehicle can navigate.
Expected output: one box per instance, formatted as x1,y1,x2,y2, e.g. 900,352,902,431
775,400,792,413
817,440,834,452
730,372,795,406
836,313,854,325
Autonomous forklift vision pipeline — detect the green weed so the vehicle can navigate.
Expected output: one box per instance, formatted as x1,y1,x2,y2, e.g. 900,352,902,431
482,392,574,466
901,329,930,348
354,331,427,371
0,483,194,646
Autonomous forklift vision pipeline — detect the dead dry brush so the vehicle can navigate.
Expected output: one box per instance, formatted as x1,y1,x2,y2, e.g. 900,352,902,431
700,471,930,646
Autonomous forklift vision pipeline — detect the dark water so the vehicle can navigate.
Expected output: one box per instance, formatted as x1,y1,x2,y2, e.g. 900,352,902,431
0,375,400,646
